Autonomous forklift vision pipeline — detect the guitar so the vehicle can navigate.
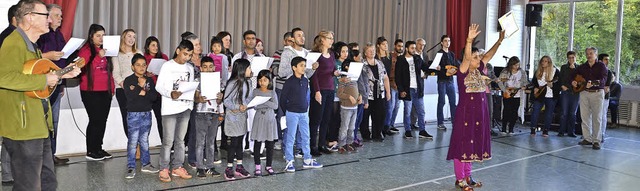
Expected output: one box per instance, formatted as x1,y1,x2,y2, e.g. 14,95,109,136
572,74,600,93
445,65,458,76
503,87,519,99
533,84,548,98
23,58,86,99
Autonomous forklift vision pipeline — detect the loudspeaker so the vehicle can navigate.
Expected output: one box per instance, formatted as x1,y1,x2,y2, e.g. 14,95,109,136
525,4,543,27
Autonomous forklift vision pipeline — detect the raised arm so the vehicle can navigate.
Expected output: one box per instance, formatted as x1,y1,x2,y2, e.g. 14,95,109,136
461,24,482,73
482,30,505,64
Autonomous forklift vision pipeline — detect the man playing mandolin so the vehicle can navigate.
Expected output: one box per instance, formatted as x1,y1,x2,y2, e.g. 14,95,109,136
571,47,608,150
0,0,81,190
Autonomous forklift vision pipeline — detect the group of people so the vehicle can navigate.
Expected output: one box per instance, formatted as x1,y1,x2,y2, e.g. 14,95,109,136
0,1,624,191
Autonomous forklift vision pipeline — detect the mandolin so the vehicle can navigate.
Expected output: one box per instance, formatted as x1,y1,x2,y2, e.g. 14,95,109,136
503,87,519,99
572,74,587,93
445,65,458,76
23,58,86,99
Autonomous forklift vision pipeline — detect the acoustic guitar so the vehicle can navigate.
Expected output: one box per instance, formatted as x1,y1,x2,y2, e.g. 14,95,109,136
503,87,519,99
445,65,458,76
572,74,600,93
23,58,86,99
533,84,548,99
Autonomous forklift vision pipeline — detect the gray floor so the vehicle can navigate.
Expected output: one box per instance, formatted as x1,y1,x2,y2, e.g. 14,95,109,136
3,123,640,191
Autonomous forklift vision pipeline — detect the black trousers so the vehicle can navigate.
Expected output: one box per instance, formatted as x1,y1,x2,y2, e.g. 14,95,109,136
227,136,244,164
81,91,112,153
360,97,387,139
327,101,341,143
309,90,334,149
115,88,128,137
502,97,520,133
253,141,274,166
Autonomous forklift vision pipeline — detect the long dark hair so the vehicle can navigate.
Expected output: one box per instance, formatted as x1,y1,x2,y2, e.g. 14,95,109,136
506,56,521,75
144,36,164,59
226,59,251,103
256,70,273,90
84,24,111,91
216,31,232,54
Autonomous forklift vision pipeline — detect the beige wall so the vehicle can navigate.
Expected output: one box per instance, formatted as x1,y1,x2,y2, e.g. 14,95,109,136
72,0,446,58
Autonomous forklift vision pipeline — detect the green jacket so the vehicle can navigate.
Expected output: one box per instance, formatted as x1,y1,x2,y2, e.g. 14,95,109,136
0,28,52,141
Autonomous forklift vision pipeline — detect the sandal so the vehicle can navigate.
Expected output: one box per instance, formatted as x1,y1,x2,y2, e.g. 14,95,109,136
455,180,474,191
265,166,276,175
466,177,483,187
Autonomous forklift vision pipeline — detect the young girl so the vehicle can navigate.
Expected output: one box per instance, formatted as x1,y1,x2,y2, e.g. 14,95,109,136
530,56,560,137
497,57,529,135
113,29,142,138
250,70,279,176
223,59,253,180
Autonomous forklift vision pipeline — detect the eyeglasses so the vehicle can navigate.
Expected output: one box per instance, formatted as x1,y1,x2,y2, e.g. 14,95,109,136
27,12,49,17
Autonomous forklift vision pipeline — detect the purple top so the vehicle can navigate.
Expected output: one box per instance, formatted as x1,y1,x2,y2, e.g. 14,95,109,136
37,27,66,68
311,51,337,92
572,61,608,90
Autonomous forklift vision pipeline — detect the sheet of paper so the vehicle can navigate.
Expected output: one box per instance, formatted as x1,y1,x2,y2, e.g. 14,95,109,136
429,53,443,70
103,35,120,57
246,96,271,108
250,57,271,76
147,59,166,75
347,62,364,81
177,82,199,100
305,52,322,69
498,11,520,38
61,38,85,59
200,72,221,100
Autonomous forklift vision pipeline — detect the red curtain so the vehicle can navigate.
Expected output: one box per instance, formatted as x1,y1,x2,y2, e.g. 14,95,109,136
43,0,78,41
446,0,472,60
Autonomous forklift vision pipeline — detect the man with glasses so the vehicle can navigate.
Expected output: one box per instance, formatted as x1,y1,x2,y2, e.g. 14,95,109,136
572,47,608,150
36,3,69,166
0,0,81,190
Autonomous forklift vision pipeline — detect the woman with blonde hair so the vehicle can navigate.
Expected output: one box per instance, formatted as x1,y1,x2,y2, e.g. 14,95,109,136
529,55,560,136
309,30,340,154
113,29,142,137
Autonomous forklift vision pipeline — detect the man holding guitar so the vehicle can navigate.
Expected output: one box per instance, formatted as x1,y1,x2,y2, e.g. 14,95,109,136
572,47,608,150
0,0,81,190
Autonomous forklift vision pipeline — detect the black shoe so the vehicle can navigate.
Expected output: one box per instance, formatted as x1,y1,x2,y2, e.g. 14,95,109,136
592,142,601,150
578,140,592,145
390,127,400,132
54,156,69,165
311,149,323,157
383,130,397,136
318,146,332,154
207,168,221,177
437,124,447,130
197,168,207,178
404,131,414,138
530,128,536,135
411,124,419,130
418,130,433,139
99,150,113,159
85,152,105,161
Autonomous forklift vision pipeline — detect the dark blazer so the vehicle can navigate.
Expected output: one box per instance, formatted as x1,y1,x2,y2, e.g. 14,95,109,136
395,54,429,101
531,68,561,100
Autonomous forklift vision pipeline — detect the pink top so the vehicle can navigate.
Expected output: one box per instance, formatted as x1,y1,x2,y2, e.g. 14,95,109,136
78,45,115,92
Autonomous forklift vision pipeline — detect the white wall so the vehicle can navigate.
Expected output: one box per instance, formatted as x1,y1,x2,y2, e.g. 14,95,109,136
0,0,19,30
485,0,528,67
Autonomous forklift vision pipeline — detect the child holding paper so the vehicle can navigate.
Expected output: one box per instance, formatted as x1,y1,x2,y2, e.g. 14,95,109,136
249,70,279,176
155,40,196,182
193,57,223,178
336,60,361,154
222,59,253,180
123,54,159,179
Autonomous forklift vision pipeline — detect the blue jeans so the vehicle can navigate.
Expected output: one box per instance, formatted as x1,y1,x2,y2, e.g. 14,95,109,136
560,91,579,135
531,98,557,132
385,89,401,127
195,113,219,169
403,88,426,131
127,111,152,169
354,104,364,140
284,111,311,161
437,81,456,125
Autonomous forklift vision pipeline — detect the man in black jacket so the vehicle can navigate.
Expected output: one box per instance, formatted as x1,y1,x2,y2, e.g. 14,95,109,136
395,41,433,139
435,35,459,130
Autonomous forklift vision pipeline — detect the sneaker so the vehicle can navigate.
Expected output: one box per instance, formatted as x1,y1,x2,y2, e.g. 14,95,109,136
125,168,135,179
390,127,400,132
224,167,236,180
418,130,433,139
578,140,593,145
303,159,323,169
188,163,197,169
196,169,207,178
213,159,222,164
593,142,601,150
206,168,221,177
507,132,514,136
86,152,105,161
329,144,339,152
171,167,192,179
295,150,304,159
141,164,159,173
159,169,171,182
235,165,251,178
274,143,282,151
346,144,356,152
284,160,296,172
99,150,112,159
500,131,508,135
352,140,364,147
404,131,414,138
437,124,447,130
